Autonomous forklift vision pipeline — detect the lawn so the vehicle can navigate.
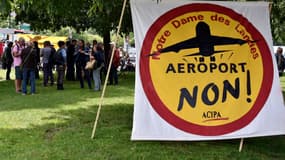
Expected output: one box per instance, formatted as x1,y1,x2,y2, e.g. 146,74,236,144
0,69,284,160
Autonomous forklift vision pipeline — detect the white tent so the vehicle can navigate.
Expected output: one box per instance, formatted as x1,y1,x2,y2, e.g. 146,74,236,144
0,28,16,34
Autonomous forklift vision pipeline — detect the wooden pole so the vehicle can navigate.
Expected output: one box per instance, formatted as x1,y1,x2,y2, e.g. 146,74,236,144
91,0,128,139
239,138,244,152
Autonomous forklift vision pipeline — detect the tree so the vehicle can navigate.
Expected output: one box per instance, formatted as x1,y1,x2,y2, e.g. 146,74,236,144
0,0,11,17
88,0,132,59
5,0,131,58
271,0,285,45
12,0,92,32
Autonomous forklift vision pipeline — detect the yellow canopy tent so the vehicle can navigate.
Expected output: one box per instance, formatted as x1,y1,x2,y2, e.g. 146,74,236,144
16,34,68,49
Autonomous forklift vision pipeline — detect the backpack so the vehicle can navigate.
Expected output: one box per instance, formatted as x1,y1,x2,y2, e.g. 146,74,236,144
54,49,64,65
48,48,56,65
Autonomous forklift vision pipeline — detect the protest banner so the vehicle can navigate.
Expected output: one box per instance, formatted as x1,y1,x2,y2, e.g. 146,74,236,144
131,0,285,140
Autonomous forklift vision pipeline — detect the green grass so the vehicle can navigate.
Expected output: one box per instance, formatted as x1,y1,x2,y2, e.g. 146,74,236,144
0,69,285,160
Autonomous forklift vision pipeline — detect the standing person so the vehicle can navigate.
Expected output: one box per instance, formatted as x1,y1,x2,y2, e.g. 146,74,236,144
0,41,4,58
41,41,54,86
54,41,67,90
91,43,105,91
66,39,77,81
108,42,120,85
75,39,92,89
33,41,41,79
50,43,56,80
1,42,13,80
92,40,98,52
21,42,38,95
275,47,285,77
12,37,25,93
85,42,91,52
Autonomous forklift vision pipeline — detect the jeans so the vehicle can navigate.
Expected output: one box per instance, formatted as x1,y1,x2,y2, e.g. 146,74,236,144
6,62,12,80
92,68,101,91
66,61,75,81
43,63,54,85
56,65,65,85
76,62,92,89
22,68,36,94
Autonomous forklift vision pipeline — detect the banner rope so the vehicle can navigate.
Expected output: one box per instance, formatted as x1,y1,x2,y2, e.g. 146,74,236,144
91,0,128,139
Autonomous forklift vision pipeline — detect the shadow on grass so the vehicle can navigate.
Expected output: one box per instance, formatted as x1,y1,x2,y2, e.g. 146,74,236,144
0,102,284,159
0,72,135,112
0,103,133,159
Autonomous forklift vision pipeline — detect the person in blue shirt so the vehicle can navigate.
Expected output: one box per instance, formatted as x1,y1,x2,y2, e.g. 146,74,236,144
55,41,67,90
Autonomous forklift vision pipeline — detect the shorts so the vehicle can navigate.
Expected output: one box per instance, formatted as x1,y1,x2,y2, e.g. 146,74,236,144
15,66,23,80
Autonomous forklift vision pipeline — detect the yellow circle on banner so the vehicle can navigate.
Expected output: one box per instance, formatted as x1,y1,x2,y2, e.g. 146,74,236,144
150,12,263,125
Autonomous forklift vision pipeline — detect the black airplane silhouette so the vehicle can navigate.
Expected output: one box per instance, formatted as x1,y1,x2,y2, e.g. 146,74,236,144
149,21,255,59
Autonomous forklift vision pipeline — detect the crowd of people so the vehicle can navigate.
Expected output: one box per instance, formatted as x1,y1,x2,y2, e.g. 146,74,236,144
0,37,126,95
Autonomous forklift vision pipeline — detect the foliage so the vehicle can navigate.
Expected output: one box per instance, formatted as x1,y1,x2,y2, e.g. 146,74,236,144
111,32,135,47
12,0,90,32
0,0,11,17
1,0,132,37
0,17,9,28
271,0,285,45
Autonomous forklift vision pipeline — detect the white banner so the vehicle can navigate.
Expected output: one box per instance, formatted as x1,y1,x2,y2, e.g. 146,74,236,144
131,0,285,140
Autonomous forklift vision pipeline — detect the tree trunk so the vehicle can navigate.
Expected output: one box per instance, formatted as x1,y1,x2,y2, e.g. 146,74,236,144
103,30,111,65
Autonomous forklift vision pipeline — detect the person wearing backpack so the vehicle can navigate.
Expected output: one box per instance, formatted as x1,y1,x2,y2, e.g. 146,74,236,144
54,41,67,90
1,41,13,80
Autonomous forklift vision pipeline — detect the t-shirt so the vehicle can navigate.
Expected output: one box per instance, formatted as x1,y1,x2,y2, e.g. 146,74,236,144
21,47,37,69
12,44,25,67
41,47,52,64
113,49,120,67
